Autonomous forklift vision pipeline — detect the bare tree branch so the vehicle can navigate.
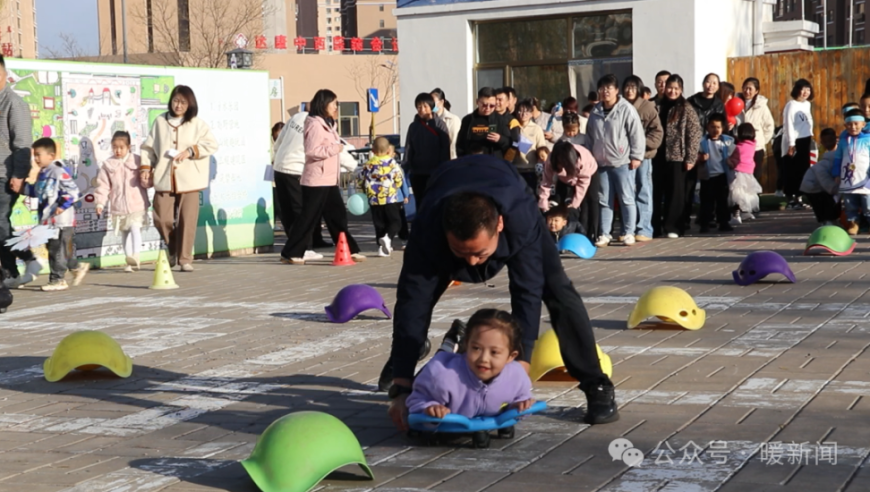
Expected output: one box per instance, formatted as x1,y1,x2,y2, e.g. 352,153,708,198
128,0,273,68
346,54,399,107
41,32,88,59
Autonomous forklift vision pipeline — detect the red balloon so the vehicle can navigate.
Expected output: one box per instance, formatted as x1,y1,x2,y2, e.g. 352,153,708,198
727,115,737,126
725,97,745,117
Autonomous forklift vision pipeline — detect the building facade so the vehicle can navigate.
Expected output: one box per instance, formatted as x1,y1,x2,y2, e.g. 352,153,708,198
0,0,38,59
96,0,399,140
396,0,768,142
774,0,867,46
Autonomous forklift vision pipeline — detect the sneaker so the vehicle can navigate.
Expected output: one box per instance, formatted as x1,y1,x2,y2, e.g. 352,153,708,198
41,280,69,292
742,213,756,221
582,383,620,425
180,264,194,272
350,253,367,262
730,214,742,225
3,276,22,289
280,257,305,265
718,223,734,232
594,235,611,247
24,260,42,279
846,220,860,235
303,250,323,260
623,234,636,246
635,235,653,242
666,232,679,239
71,263,90,286
124,265,134,273
378,236,392,257
441,319,467,353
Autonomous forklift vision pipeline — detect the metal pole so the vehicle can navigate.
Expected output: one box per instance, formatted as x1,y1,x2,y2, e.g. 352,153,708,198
823,0,828,48
391,82,397,134
279,76,286,118
122,0,128,63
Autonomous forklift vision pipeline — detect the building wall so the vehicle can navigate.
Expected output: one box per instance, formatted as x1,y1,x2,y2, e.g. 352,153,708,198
395,0,759,144
0,0,38,59
357,0,397,38
774,0,867,46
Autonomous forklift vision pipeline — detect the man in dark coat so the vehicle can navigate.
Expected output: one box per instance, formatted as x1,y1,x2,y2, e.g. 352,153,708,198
381,154,619,428
456,87,512,159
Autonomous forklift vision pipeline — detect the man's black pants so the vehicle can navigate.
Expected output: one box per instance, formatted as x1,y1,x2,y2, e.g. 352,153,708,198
0,178,35,279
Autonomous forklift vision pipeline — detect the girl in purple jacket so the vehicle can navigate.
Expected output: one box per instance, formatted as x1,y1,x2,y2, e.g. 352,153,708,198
406,309,535,419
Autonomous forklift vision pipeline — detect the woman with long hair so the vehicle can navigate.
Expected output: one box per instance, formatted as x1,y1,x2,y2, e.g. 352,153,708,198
141,85,218,272
737,77,775,184
280,89,365,264
781,79,815,209
652,74,702,238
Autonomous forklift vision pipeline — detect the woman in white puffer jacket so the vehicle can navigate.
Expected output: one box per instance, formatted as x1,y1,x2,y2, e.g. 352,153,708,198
737,77,775,184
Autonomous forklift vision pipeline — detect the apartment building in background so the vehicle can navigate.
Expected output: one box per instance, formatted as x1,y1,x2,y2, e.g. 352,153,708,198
0,0,38,59
96,0,399,140
774,0,867,46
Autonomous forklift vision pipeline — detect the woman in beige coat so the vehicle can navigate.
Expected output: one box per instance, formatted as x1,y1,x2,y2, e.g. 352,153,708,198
141,85,218,272
737,77,775,184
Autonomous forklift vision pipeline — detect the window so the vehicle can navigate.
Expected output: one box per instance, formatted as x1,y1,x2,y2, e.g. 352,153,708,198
379,19,384,28
177,0,190,52
857,29,866,45
379,4,384,10
475,12,632,110
339,102,360,137
327,17,331,23
109,0,117,54
146,0,154,52
829,9,833,22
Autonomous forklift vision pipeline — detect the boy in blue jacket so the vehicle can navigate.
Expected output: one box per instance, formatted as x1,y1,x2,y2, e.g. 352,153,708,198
832,109,870,235
20,138,89,291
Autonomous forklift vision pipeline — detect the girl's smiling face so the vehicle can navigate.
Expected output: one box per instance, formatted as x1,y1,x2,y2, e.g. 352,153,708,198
464,325,518,382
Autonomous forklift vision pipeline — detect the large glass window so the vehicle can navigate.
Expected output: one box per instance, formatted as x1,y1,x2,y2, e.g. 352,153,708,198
474,11,632,110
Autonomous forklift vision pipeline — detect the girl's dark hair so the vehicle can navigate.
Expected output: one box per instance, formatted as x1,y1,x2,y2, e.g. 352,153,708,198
514,98,534,115
463,309,523,358
431,87,450,110
622,75,645,97
665,74,687,124
719,82,735,103
111,130,131,146
581,104,595,114
272,121,285,134
736,122,756,142
742,77,761,106
791,79,814,101
309,89,339,126
845,108,865,120
562,111,580,127
550,140,578,175
168,85,198,123
562,96,579,112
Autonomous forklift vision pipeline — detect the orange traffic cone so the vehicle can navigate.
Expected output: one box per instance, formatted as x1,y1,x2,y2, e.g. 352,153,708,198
332,232,355,266
449,280,462,287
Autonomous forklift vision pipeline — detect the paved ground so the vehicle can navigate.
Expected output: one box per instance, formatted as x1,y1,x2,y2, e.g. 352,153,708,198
1,207,869,492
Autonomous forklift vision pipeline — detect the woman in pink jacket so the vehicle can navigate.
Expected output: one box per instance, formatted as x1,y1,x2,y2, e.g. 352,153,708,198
94,131,152,272
281,89,365,264
538,141,599,241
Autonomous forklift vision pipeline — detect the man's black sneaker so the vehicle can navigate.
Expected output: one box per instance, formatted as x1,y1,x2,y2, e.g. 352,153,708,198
442,319,467,352
583,384,620,425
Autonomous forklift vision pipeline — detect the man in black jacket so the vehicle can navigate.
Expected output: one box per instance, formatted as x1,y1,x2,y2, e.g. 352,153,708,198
456,87,513,159
382,155,619,428
403,92,451,207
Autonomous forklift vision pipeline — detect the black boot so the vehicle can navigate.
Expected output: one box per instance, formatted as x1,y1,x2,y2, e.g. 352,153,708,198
582,382,619,425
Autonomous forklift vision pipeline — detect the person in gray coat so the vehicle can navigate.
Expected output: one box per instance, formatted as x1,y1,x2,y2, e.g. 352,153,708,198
585,74,646,247
0,56,40,288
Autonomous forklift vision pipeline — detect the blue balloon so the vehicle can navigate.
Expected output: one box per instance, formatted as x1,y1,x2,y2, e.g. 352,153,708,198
408,401,547,433
347,193,370,216
557,233,597,259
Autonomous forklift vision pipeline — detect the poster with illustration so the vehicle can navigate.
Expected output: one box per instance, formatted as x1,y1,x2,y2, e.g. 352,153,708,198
5,59,273,267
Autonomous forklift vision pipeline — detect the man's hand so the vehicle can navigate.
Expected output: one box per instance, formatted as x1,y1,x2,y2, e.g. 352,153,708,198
700,153,709,162
512,398,535,413
486,132,501,143
425,404,450,419
8,177,23,193
787,146,796,157
629,159,641,170
388,393,409,431
685,162,695,171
